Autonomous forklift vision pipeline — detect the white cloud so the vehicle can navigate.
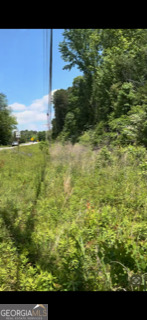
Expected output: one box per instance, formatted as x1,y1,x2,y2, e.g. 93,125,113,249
13,110,49,125
29,95,48,112
9,90,57,131
9,102,26,111
13,111,35,124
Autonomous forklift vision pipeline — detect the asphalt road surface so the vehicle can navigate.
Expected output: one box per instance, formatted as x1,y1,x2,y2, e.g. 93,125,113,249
0,142,39,151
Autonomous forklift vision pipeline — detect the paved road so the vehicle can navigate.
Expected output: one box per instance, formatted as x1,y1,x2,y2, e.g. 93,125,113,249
0,142,39,151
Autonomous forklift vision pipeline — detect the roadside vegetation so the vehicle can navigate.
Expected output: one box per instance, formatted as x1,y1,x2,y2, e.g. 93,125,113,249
0,143,146,291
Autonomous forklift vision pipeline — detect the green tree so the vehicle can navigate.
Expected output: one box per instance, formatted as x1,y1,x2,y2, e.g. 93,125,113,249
37,131,46,141
52,89,69,138
68,76,93,130
59,29,102,74
110,82,136,117
0,93,17,145
62,111,78,143
57,29,147,147
59,29,103,125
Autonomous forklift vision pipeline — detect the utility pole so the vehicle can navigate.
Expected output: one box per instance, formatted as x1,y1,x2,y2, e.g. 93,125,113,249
47,29,53,144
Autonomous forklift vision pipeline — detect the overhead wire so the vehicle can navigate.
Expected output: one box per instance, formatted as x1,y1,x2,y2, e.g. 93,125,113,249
46,29,49,95
43,29,45,95
47,29,53,140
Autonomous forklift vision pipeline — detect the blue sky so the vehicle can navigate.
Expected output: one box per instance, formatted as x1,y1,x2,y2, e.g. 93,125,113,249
0,29,82,131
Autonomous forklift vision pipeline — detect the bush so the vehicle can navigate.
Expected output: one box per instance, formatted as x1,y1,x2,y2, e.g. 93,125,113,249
39,141,50,155
78,130,94,147
96,146,113,168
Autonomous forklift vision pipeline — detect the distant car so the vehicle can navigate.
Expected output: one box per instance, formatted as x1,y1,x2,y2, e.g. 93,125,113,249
12,141,19,146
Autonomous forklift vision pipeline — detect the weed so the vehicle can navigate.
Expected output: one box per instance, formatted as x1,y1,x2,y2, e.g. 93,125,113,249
0,143,146,291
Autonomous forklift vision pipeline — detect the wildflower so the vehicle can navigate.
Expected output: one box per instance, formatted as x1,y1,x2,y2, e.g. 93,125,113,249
86,202,91,209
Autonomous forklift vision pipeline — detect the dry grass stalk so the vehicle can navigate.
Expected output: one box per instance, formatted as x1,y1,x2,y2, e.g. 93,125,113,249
64,174,72,195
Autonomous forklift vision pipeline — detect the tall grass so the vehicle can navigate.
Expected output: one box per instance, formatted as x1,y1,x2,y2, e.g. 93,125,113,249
0,143,146,290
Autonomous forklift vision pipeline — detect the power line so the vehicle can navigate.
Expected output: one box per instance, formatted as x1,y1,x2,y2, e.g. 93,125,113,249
47,29,53,137
44,29,53,144
43,29,53,142
43,29,49,96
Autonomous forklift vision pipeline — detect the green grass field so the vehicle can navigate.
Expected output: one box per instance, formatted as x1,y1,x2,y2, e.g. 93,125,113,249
0,143,147,291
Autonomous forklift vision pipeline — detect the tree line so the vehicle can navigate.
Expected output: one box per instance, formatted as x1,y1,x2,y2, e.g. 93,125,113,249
52,29,147,147
19,130,46,143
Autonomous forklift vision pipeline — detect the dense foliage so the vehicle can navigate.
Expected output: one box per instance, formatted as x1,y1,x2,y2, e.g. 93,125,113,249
0,143,146,291
52,29,147,147
0,93,17,145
